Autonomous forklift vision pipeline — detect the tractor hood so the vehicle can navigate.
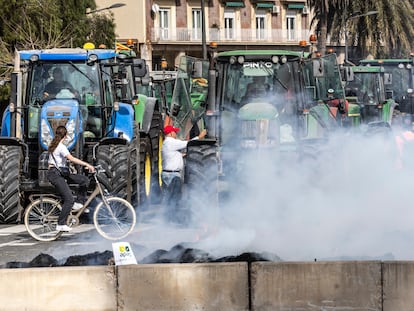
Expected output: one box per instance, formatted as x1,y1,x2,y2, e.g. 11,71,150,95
238,102,278,120
39,99,83,150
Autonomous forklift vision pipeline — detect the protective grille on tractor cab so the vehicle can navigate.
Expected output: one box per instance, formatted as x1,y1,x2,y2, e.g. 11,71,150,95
240,119,279,148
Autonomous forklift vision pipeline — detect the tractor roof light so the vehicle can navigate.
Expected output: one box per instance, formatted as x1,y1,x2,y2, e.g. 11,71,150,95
237,56,245,64
209,41,218,49
229,56,237,64
271,55,279,64
83,42,95,50
299,40,307,47
88,54,98,63
398,63,404,69
280,56,287,64
407,64,412,69
29,54,39,62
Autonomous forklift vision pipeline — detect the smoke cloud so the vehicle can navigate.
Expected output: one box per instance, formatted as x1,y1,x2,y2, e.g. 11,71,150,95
45,126,414,263
190,127,414,261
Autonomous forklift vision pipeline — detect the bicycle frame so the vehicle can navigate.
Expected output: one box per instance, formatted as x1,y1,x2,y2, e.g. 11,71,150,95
71,173,108,218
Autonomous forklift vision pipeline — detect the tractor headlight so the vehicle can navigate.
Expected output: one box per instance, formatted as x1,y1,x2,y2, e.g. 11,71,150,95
29,54,39,62
41,119,53,149
64,119,76,147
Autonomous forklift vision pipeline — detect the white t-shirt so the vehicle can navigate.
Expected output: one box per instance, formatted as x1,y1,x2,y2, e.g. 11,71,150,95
161,136,200,171
161,137,188,171
48,142,70,167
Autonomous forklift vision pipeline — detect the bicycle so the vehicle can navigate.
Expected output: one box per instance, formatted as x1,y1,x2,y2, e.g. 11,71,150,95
24,165,136,241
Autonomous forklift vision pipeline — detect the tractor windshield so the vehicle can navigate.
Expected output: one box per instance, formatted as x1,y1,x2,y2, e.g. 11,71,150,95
346,71,383,104
27,62,105,139
29,62,101,105
169,56,210,139
218,56,307,148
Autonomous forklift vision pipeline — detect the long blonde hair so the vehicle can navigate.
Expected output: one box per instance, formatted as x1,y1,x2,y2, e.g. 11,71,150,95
48,126,67,153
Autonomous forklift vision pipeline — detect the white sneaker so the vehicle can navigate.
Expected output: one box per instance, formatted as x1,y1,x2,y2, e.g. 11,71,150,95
72,202,83,210
56,225,72,232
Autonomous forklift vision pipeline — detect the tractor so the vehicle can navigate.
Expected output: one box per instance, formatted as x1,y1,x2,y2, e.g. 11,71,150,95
0,46,157,224
343,65,396,124
166,50,348,221
106,55,164,204
359,57,414,125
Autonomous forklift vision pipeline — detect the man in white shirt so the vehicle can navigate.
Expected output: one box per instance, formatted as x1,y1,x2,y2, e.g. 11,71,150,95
161,125,207,224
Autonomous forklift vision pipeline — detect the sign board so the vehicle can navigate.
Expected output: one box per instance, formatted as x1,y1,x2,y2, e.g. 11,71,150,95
112,242,138,265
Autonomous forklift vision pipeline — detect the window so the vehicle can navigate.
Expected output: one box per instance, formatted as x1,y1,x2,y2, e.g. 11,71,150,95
224,9,235,39
256,10,266,40
159,8,170,40
286,11,296,41
192,9,202,40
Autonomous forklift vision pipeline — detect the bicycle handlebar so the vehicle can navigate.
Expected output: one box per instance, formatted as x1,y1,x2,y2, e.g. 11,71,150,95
93,164,105,175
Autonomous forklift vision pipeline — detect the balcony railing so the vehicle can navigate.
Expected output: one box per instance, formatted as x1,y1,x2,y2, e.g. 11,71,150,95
151,27,311,44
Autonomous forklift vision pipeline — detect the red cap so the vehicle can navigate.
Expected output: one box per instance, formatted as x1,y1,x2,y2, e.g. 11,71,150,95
164,125,180,135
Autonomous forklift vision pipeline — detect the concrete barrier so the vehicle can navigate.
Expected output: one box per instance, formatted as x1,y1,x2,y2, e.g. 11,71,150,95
383,261,414,311
0,266,117,311
251,261,382,311
3,261,414,310
117,262,249,311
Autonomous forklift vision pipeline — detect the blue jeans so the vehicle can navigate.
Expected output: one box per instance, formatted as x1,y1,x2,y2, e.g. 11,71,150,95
47,168,90,225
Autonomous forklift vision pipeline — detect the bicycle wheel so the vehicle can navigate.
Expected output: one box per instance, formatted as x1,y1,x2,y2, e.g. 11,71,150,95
24,198,63,241
93,196,136,240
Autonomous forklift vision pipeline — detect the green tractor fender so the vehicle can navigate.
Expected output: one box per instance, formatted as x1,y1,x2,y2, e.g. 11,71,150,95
134,95,158,135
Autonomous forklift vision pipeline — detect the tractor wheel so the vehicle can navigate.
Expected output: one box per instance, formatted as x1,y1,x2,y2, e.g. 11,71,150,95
184,144,219,226
148,110,163,203
138,136,152,209
0,145,22,224
95,139,139,204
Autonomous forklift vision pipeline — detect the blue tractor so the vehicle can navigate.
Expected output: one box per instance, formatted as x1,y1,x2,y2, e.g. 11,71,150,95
0,47,152,223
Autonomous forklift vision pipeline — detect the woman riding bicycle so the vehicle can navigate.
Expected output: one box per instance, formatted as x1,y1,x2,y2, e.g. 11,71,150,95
47,125,95,232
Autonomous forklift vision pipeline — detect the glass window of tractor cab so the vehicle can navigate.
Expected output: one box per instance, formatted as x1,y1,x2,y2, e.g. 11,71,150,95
29,63,100,104
220,60,297,145
27,63,102,138
222,61,295,110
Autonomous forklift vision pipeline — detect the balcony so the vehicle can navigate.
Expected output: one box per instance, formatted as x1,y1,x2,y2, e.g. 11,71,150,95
151,27,311,45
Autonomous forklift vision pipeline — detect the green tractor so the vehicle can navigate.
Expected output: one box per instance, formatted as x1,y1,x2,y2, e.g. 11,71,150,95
167,50,349,222
108,56,165,205
359,57,414,124
343,65,397,125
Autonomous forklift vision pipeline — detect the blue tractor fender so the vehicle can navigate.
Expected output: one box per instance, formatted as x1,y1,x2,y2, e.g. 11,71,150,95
107,102,135,141
1,106,25,137
1,106,11,136
39,99,83,150
140,97,157,135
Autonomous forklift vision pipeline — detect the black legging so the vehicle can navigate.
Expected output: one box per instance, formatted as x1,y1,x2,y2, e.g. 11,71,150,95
47,168,89,225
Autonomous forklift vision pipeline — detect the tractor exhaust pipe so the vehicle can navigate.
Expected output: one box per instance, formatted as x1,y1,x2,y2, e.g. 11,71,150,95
10,49,22,139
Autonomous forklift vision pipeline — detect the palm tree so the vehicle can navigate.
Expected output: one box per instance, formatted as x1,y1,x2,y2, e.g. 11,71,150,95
307,0,349,56
308,0,414,61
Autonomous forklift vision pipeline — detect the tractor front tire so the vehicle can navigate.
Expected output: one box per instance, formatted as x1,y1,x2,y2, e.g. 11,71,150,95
0,145,22,224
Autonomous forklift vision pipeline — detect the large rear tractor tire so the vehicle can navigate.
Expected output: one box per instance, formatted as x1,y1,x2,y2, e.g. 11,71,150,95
184,144,219,226
96,139,140,205
138,137,153,209
148,110,163,203
0,145,23,224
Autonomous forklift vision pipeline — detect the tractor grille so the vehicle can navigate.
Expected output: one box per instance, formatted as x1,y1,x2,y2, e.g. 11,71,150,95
48,118,69,132
240,119,279,148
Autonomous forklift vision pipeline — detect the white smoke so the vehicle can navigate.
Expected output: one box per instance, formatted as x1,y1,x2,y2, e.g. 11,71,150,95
191,127,414,261
45,124,414,263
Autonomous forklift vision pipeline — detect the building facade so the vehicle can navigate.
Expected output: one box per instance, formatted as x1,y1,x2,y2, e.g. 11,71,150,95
96,0,313,70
